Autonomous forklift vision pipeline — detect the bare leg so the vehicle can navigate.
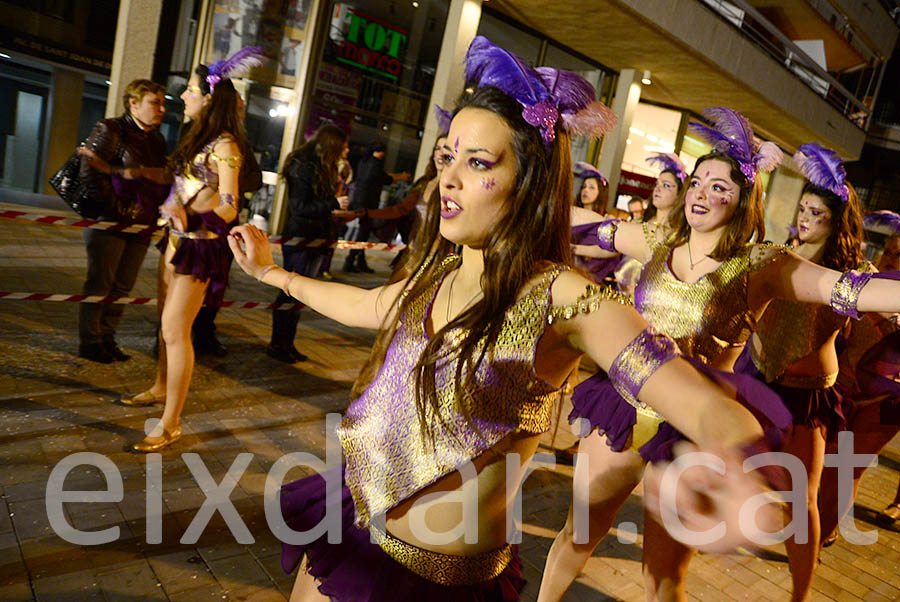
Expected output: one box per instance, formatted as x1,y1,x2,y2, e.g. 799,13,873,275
783,424,826,602
642,512,693,602
819,403,899,538
289,558,330,602
538,430,646,602
150,251,171,394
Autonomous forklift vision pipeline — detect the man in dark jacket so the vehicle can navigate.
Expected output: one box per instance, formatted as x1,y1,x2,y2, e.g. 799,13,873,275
343,142,409,273
78,79,168,363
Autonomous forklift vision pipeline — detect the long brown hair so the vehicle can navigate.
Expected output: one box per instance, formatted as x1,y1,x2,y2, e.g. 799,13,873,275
667,151,765,260
168,65,249,177
573,177,608,214
351,86,573,445
281,124,347,197
801,181,864,271
643,169,683,223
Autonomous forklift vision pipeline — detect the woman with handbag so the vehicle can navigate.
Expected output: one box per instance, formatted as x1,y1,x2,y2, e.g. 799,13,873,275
75,78,168,364
81,49,262,452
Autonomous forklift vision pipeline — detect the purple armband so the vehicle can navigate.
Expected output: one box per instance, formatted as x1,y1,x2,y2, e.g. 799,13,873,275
608,327,680,410
219,192,238,209
830,270,874,319
596,218,619,252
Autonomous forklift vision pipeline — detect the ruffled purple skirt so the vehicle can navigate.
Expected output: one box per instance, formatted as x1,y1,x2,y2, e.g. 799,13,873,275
156,227,233,309
732,347,845,432
569,357,791,463
279,467,525,602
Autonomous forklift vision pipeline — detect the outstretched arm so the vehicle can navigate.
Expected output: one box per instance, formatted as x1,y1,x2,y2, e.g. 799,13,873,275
570,208,654,264
752,247,900,316
549,271,763,448
228,224,406,329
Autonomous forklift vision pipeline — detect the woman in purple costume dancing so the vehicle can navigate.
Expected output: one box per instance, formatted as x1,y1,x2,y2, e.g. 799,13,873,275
540,108,900,602
229,38,785,602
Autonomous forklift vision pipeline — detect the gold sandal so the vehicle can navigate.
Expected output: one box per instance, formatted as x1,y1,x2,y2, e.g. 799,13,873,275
133,426,182,452
119,390,165,407
877,502,900,523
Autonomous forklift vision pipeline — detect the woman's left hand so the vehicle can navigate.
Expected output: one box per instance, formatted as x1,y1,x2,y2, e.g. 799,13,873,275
642,442,784,554
228,224,276,280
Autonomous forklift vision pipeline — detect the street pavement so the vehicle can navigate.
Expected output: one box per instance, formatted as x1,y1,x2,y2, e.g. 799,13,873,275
1,200,899,601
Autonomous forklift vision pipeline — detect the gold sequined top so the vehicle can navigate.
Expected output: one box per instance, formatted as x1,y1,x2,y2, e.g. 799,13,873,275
753,261,875,383
634,243,788,364
338,256,568,527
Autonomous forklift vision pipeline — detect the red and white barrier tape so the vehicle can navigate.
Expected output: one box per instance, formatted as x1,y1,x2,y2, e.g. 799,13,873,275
0,292,303,311
0,208,406,251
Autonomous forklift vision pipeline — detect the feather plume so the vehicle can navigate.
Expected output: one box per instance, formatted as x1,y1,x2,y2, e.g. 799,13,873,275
561,101,617,138
433,104,452,134
465,36,548,108
793,143,847,200
534,67,595,114
754,141,783,173
689,107,756,163
573,161,607,185
208,46,266,84
863,210,900,235
645,152,687,182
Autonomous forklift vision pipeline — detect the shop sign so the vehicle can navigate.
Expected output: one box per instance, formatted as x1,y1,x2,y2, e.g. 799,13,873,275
1,28,111,74
617,169,656,197
334,8,407,82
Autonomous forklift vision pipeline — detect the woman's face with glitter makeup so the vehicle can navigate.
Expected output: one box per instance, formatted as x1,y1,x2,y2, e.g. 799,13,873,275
580,178,600,207
796,193,833,244
653,172,680,210
684,159,741,233
438,108,517,248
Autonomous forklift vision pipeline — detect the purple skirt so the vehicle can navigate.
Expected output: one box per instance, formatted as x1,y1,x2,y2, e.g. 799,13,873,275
570,357,791,463
156,228,233,309
732,347,845,432
279,467,525,602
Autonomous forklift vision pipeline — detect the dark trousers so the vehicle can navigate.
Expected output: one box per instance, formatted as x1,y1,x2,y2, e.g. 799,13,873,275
345,216,373,267
270,244,328,349
78,229,150,345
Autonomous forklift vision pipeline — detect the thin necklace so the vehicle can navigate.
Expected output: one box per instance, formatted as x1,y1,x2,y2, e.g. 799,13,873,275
686,239,710,270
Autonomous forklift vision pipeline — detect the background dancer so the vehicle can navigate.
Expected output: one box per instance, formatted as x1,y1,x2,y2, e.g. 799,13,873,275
540,107,900,602
229,38,784,602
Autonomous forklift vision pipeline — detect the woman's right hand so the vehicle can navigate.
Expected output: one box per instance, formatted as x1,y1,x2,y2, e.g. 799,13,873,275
77,147,112,174
228,224,276,280
337,195,350,210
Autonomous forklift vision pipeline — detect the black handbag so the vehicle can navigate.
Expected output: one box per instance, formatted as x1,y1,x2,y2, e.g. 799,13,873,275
48,149,102,218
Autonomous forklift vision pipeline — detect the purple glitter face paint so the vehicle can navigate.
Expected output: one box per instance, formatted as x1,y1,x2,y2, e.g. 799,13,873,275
454,137,459,154
481,177,496,190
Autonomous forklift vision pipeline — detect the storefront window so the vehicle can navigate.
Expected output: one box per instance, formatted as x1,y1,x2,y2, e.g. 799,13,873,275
621,102,683,176
307,0,449,176
0,60,50,192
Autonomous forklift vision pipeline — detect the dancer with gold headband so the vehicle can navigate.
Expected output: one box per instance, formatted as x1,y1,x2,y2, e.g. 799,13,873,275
229,38,785,602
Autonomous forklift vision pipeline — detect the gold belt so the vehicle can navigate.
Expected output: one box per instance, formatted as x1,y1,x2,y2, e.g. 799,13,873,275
369,526,512,586
776,372,837,390
632,406,664,449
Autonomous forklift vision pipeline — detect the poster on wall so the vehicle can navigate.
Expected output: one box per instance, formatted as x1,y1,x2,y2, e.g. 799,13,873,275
305,63,361,138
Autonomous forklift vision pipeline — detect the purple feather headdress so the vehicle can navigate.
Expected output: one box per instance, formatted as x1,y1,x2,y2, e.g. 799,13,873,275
863,210,900,235
792,143,849,202
433,104,452,134
645,152,687,183
464,36,616,145
688,107,783,183
573,162,607,186
207,46,266,91
787,224,799,239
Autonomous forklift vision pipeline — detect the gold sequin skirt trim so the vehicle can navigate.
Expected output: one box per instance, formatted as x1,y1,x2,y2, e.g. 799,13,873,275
370,527,513,586
777,372,837,390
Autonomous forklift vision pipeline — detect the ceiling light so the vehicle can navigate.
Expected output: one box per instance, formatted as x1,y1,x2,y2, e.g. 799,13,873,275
646,134,659,143
0,53,10,60
629,127,645,137
412,1,419,6
641,70,651,85
626,139,632,145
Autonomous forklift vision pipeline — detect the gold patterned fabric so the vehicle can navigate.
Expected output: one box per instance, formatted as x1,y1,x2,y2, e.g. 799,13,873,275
634,243,786,364
595,218,620,251
370,525,513,586
339,256,566,527
752,299,847,383
608,327,679,416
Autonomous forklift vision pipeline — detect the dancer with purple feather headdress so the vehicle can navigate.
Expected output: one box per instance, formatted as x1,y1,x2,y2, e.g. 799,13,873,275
80,47,264,451
540,109,900,602
228,38,787,602
731,142,869,601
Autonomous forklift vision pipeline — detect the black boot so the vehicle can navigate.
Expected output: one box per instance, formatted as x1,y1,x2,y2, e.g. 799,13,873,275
79,342,115,364
355,253,374,273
